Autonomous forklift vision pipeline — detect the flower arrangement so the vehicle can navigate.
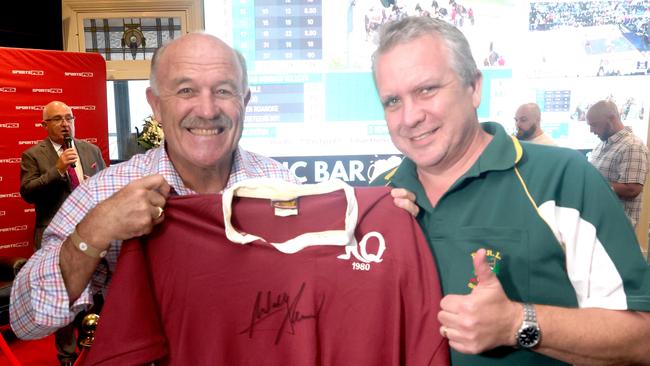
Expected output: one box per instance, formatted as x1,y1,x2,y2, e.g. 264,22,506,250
136,115,164,150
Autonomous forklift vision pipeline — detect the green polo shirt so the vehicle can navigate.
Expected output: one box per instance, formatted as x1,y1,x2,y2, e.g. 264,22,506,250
371,122,650,365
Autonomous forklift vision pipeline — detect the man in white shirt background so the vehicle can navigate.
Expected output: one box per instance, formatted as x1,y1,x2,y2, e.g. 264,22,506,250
514,102,557,146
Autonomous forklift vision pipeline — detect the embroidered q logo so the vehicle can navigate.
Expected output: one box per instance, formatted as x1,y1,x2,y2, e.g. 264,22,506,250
337,231,386,271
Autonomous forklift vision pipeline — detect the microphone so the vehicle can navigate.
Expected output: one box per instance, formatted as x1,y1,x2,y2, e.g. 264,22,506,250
63,135,76,168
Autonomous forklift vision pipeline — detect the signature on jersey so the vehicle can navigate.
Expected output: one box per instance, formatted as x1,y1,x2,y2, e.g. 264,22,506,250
240,282,319,344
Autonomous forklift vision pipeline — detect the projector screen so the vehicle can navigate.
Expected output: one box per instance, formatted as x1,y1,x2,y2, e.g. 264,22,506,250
204,0,650,184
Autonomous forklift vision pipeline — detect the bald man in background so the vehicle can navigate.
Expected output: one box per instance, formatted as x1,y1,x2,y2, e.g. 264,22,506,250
587,100,649,228
514,103,557,146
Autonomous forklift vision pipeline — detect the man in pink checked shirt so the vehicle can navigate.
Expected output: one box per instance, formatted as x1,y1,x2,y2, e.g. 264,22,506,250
10,33,298,365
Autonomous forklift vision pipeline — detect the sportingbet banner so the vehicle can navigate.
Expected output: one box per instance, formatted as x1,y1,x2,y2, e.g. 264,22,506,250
0,47,108,259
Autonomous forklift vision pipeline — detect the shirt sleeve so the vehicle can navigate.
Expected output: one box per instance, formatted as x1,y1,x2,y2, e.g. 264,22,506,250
617,142,649,185
19,148,67,204
11,149,174,339
540,154,650,311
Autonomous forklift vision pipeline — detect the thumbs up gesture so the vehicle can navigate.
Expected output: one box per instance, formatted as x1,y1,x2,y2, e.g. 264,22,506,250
438,248,523,354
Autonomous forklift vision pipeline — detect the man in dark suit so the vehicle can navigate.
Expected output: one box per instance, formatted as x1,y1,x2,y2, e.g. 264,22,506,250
19,100,106,366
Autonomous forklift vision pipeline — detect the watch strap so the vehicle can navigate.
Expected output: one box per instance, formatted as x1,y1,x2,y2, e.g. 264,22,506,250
70,229,107,258
515,303,541,348
523,303,537,323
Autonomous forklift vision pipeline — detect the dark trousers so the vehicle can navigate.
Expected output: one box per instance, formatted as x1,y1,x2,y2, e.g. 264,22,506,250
55,293,104,362
54,322,78,363
33,226,45,251
55,309,93,363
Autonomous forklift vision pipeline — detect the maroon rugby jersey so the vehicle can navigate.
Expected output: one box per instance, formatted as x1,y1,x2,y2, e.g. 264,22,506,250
84,179,448,366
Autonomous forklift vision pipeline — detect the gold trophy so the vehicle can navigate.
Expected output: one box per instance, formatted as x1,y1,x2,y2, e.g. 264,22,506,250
78,313,100,348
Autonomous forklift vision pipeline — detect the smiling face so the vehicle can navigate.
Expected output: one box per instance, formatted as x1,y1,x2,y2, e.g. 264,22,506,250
42,101,75,145
374,34,482,172
146,34,250,189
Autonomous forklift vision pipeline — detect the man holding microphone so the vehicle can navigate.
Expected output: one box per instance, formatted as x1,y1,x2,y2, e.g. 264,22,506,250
19,100,106,365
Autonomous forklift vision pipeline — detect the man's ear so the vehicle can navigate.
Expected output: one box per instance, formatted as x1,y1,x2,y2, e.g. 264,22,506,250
146,87,161,122
243,88,251,106
471,72,483,109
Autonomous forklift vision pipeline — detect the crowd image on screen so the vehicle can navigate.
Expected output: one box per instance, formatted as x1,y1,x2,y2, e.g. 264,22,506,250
364,0,476,43
530,0,649,42
529,1,650,77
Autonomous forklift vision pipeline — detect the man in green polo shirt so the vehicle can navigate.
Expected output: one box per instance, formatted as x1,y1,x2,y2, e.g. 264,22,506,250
370,16,650,365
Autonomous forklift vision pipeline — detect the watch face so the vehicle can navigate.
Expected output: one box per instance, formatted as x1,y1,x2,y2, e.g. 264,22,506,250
518,325,540,348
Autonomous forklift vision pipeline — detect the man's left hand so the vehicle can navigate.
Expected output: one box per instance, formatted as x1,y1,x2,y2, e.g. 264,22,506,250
438,248,522,354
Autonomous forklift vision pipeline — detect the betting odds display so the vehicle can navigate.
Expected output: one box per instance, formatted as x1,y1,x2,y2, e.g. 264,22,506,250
205,0,650,183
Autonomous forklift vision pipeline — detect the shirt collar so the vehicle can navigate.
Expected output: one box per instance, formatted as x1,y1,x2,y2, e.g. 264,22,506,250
146,145,253,196
389,122,520,211
461,122,519,178
226,147,269,188
49,138,70,152
145,145,195,196
227,147,248,188
607,127,632,144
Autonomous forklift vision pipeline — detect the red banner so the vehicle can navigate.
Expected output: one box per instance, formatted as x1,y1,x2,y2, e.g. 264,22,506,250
0,47,108,259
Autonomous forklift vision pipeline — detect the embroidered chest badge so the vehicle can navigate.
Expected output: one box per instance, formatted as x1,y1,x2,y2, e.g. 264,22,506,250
467,248,502,289
337,231,386,271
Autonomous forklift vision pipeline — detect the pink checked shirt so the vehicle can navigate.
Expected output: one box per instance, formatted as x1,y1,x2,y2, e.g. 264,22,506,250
10,146,299,339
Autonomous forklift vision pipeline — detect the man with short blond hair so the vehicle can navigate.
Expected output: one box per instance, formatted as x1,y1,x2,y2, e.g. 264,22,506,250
370,15,650,365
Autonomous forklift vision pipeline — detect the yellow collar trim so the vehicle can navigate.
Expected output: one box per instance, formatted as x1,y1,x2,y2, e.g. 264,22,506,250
510,135,523,164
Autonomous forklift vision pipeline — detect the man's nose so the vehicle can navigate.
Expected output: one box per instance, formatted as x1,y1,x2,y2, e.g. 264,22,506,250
195,91,223,119
401,98,425,127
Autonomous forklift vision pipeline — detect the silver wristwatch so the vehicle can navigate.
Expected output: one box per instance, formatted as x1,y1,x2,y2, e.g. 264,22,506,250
516,303,541,348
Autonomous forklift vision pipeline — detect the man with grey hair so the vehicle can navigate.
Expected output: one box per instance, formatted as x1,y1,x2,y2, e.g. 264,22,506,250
514,102,557,146
370,16,650,365
587,100,648,228
10,33,298,354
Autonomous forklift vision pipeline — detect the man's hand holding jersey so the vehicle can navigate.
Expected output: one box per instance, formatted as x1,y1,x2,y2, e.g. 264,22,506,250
60,174,170,302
